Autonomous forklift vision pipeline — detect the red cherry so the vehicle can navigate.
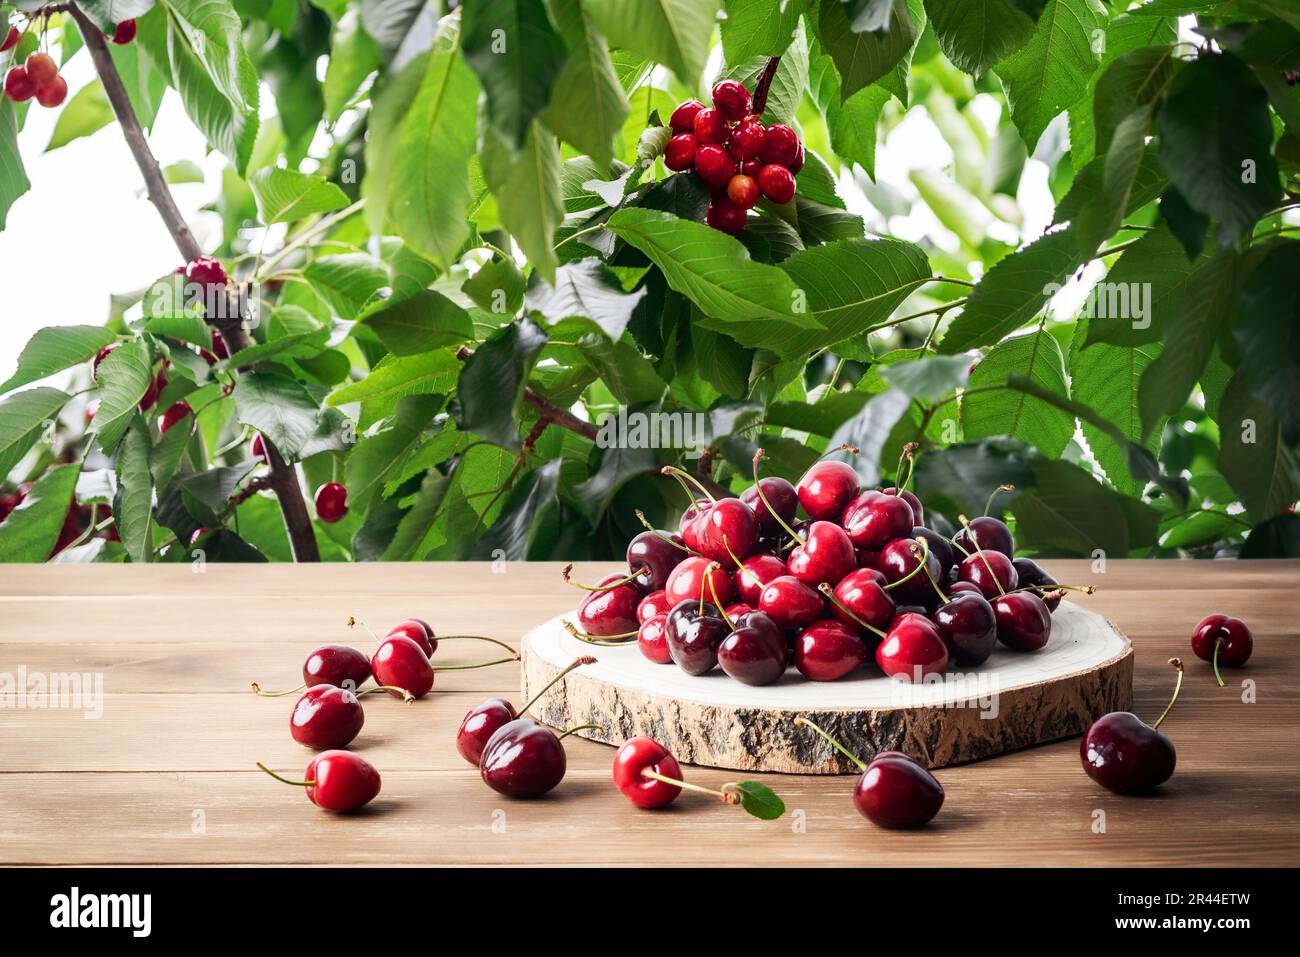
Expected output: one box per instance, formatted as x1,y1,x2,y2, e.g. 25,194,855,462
796,460,859,521
4,66,36,102
695,497,759,565
733,553,788,605
706,198,747,234
1081,659,1182,794
637,614,673,664
159,400,192,434
795,619,867,681
112,20,137,45
386,617,436,655
882,487,924,525
669,99,706,133
664,600,730,675
35,75,67,108
371,635,434,698
211,329,230,360
250,433,267,463
627,529,686,591
694,143,736,187
24,52,57,88
740,476,798,536
290,685,365,751
1011,557,1060,610
456,698,517,765
786,520,856,589
931,592,997,665
664,132,699,171
693,107,731,145
758,574,824,630
480,718,568,798
958,550,1018,600
1191,614,1253,685
259,751,381,813
725,173,760,209
138,367,168,412
718,610,788,685
842,489,914,550
953,515,1014,557
788,142,805,174
711,78,752,121
303,644,372,690
757,164,796,204
1,27,19,53
759,124,800,166
855,752,944,828
740,158,762,177
729,119,766,158
186,255,229,291
878,537,943,606
875,613,949,681
829,568,896,634
664,556,733,607
678,497,711,550
315,482,348,523
92,343,119,379
725,602,757,620
993,591,1052,652
577,574,642,637
613,737,683,809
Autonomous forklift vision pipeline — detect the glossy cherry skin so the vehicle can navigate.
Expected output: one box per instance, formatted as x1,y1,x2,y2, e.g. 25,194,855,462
664,555,733,607
315,482,348,523
696,497,759,565
456,698,517,765
711,78,752,119
912,527,953,570
695,144,737,189
371,635,434,698
669,99,705,133
796,460,860,521
842,490,914,551
875,614,949,681
993,591,1052,652
788,521,855,588
953,515,1014,557
729,119,766,158
637,589,672,623
304,644,372,690
758,575,824,630
830,568,896,634
25,52,57,88
1191,614,1253,668
1012,557,1060,610
480,719,567,798
1080,712,1176,794
613,737,682,809
958,550,1018,600
693,107,731,145
882,488,924,526
725,602,757,620
756,163,795,204
35,75,67,108
678,498,711,550
186,255,228,290
159,400,192,434
304,751,381,812
577,575,642,637
741,476,798,535
718,611,788,686
795,619,867,681
664,600,729,675
931,593,997,666
759,124,800,166
878,537,943,606
664,132,698,171
4,66,36,103
291,685,364,751
1,27,18,53
733,553,788,605
627,529,685,591
637,614,673,664
112,20,138,45
855,753,944,828
386,617,435,655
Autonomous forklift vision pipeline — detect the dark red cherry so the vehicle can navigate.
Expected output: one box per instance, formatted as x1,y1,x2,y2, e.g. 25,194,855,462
290,685,365,750
627,529,686,591
669,99,706,133
948,580,982,597
758,124,799,166
711,78,752,120
882,487,924,525
912,527,953,570
795,619,867,681
958,550,1018,600
878,537,943,606
694,143,737,188
159,400,192,434
637,589,672,623
112,19,138,45
725,602,757,620
931,592,997,665
637,614,673,664
1081,713,1177,794
787,521,855,588
693,107,731,145
1191,614,1253,686
259,751,380,813
613,736,683,809
251,433,268,463
371,635,434,698
758,575,824,630
664,132,699,171
664,556,733,607
796,460,859,521
718,611,787,686
953,516,1014,557
1012,557,1060,610
696,497,759,565
4,64,36,102
664,600,729,675
678,498,711,550
993,591,1051,651
456,697,517,765
1,27,19,54
138,367,168,412
304,644,372,690
875,614,948,681
480,719,567,798
385,618,435,655
186,255,228,291
706,197,747,233
733,553,788,604
842,490,914,550
577,575,641,637
741,476,798,535
729,119,766,158
315,482,348,523
829,568,895,634
855,752,945,828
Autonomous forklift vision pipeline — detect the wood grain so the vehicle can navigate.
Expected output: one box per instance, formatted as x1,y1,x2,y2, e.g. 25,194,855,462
0,560,1296,866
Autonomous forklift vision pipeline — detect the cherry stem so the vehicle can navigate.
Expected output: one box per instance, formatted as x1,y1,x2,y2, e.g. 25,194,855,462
1152,657,1184,730
1212,638,1225,688
347,616,380,641
817,583,886,640
883,536,931,593
706,563,734,628
356,685,415,703
437,634,521,656
558,723,603,740
256,762,313,788
562,563,648,592
792,716,868,772
563,620,637,645
661,465,717,506
520,656,597,716
959,514,1006,596
634,510,697,554
432,655,519,671
753,449,806,546
984,484,1015,516
892,442,919,494
914,539,949,603
821,443,860,462
641,768,736,804
1011,583,1096,596
250,681,306,698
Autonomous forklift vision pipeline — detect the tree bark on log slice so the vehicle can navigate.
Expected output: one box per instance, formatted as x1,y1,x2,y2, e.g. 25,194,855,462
520,600,1134,774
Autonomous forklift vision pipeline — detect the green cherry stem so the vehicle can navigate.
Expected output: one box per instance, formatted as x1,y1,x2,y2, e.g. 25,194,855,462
661,465,718,506
915,539,949,604
792,716,868,772
883,535,931,592
435,635,521,656
707,565,735,628
817,583,887,640
559,723,604,740
1213,639,1226,688
958,514,1006,597
563,621,637,645
250,681,306,698
356,685,416,703
984,484,1015,516
257,763,314,788
520,656,597,716
562,563,649,592
634,510,698,554
891,442,919,494
432,654,519,670
1152,657,1184,731
641,769,738,804
753,449,806,547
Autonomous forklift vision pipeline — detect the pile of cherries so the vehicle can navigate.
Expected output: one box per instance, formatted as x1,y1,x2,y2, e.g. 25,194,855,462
2,18,136,108
663,78,804,234
566,446,1078,688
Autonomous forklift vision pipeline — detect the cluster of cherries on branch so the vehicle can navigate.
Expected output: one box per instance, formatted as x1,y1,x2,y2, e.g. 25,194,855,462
2,17,136,108
663,78,803,234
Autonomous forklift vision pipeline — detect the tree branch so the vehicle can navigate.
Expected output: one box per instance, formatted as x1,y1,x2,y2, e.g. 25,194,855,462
71,4,320,562
752,56,782,116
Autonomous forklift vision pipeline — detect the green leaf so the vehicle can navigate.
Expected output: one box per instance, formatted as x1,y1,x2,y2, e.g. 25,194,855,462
995,0,1104,151
232,373,353,462
327,350,459,408
1083,225,1200,348
1240,514,1300,558
323,9,381,123
939,228,1082,354
964,327,1074,457
720,0,804,64
1156,52,1283,245
1217,373,1300,525
75,1,157,31
250,167,350,224
149,410,193,489
1233,239,1300,444
92,338,154,453
467,458,561,559
732,781,785,820
539,0,629,167
721,22,810,125
913,438,1037,519
572,442,658,525
45,80,113,152
1054,148,1167,229
454,318,549,450
0,387,69,478
879,354,971,403
344,395,441,511
304,254,389,319
361,291,475,356
585,0,722,84
138,274,210,346
0,326,117,395
924,0,1035,76
0,463,79,563
0,101,30,231
114,419,154,562
808,43,891,178
818,0,921,103
525,258,648,340
481,120,564,284
1012,459,1157,556
1161,508,1245,551
464,257,527,315
1073,109,1153,255
1092,45,1176,157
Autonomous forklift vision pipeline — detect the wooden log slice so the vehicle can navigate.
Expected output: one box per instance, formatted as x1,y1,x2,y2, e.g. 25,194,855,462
520,600,1133,773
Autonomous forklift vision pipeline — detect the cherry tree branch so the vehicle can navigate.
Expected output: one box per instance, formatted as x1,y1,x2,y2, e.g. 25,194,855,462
69,4,320,562
752,56,782,116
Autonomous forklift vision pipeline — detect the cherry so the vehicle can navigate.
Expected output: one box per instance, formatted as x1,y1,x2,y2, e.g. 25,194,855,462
953,515,1014,557
371,635,434,699
573,572,642,639
186,255,229,291
695,497,759,565
993,591,1052,652
883,487,924,526
729,119,766,158
250,433,267,463
828,568,895,634
669,99,705,133
733,553,788,604
788,142,805,174
795,717,943,827
711,78,753,120
664,555,733,607
1011,557,1060,610
787,521,855,588
613,737,684,809
24,51,56,88
664,599,729,675
1082,658,1182,794
211,329,230,360
638,614,672,664
795,619,867,681
693,107,731,145
756,164,796,204
878,537,942,605
159,400,192,434
913,526,954,571
664,132,698,171
842,490,913,550
726,173,760,209
1,27,19,53
92,343,119,378
740,157,762,178
385,617,435,655
259,751,381,813
678,497,711,549
34,75,66,108
138,367,167,412
635,589,671,623
796,460,859,521
480,718,575,798
932,592,997,665
314,482,348,523
4,66,36,102
958,549,1017,600
627,529,686,591
693,143,736,188
741,476,797,535
875,612,949,681
759,124,799,165
304,644,372,689
718,610,787,685
758,574,823,629
724,601,757,619
112,20,138,45
456,656,594,765
706,197,747,234
291,684,408,751
1191,614,1253,686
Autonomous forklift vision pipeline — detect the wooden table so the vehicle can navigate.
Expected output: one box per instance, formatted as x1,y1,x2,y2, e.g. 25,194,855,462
1,560,1295,867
